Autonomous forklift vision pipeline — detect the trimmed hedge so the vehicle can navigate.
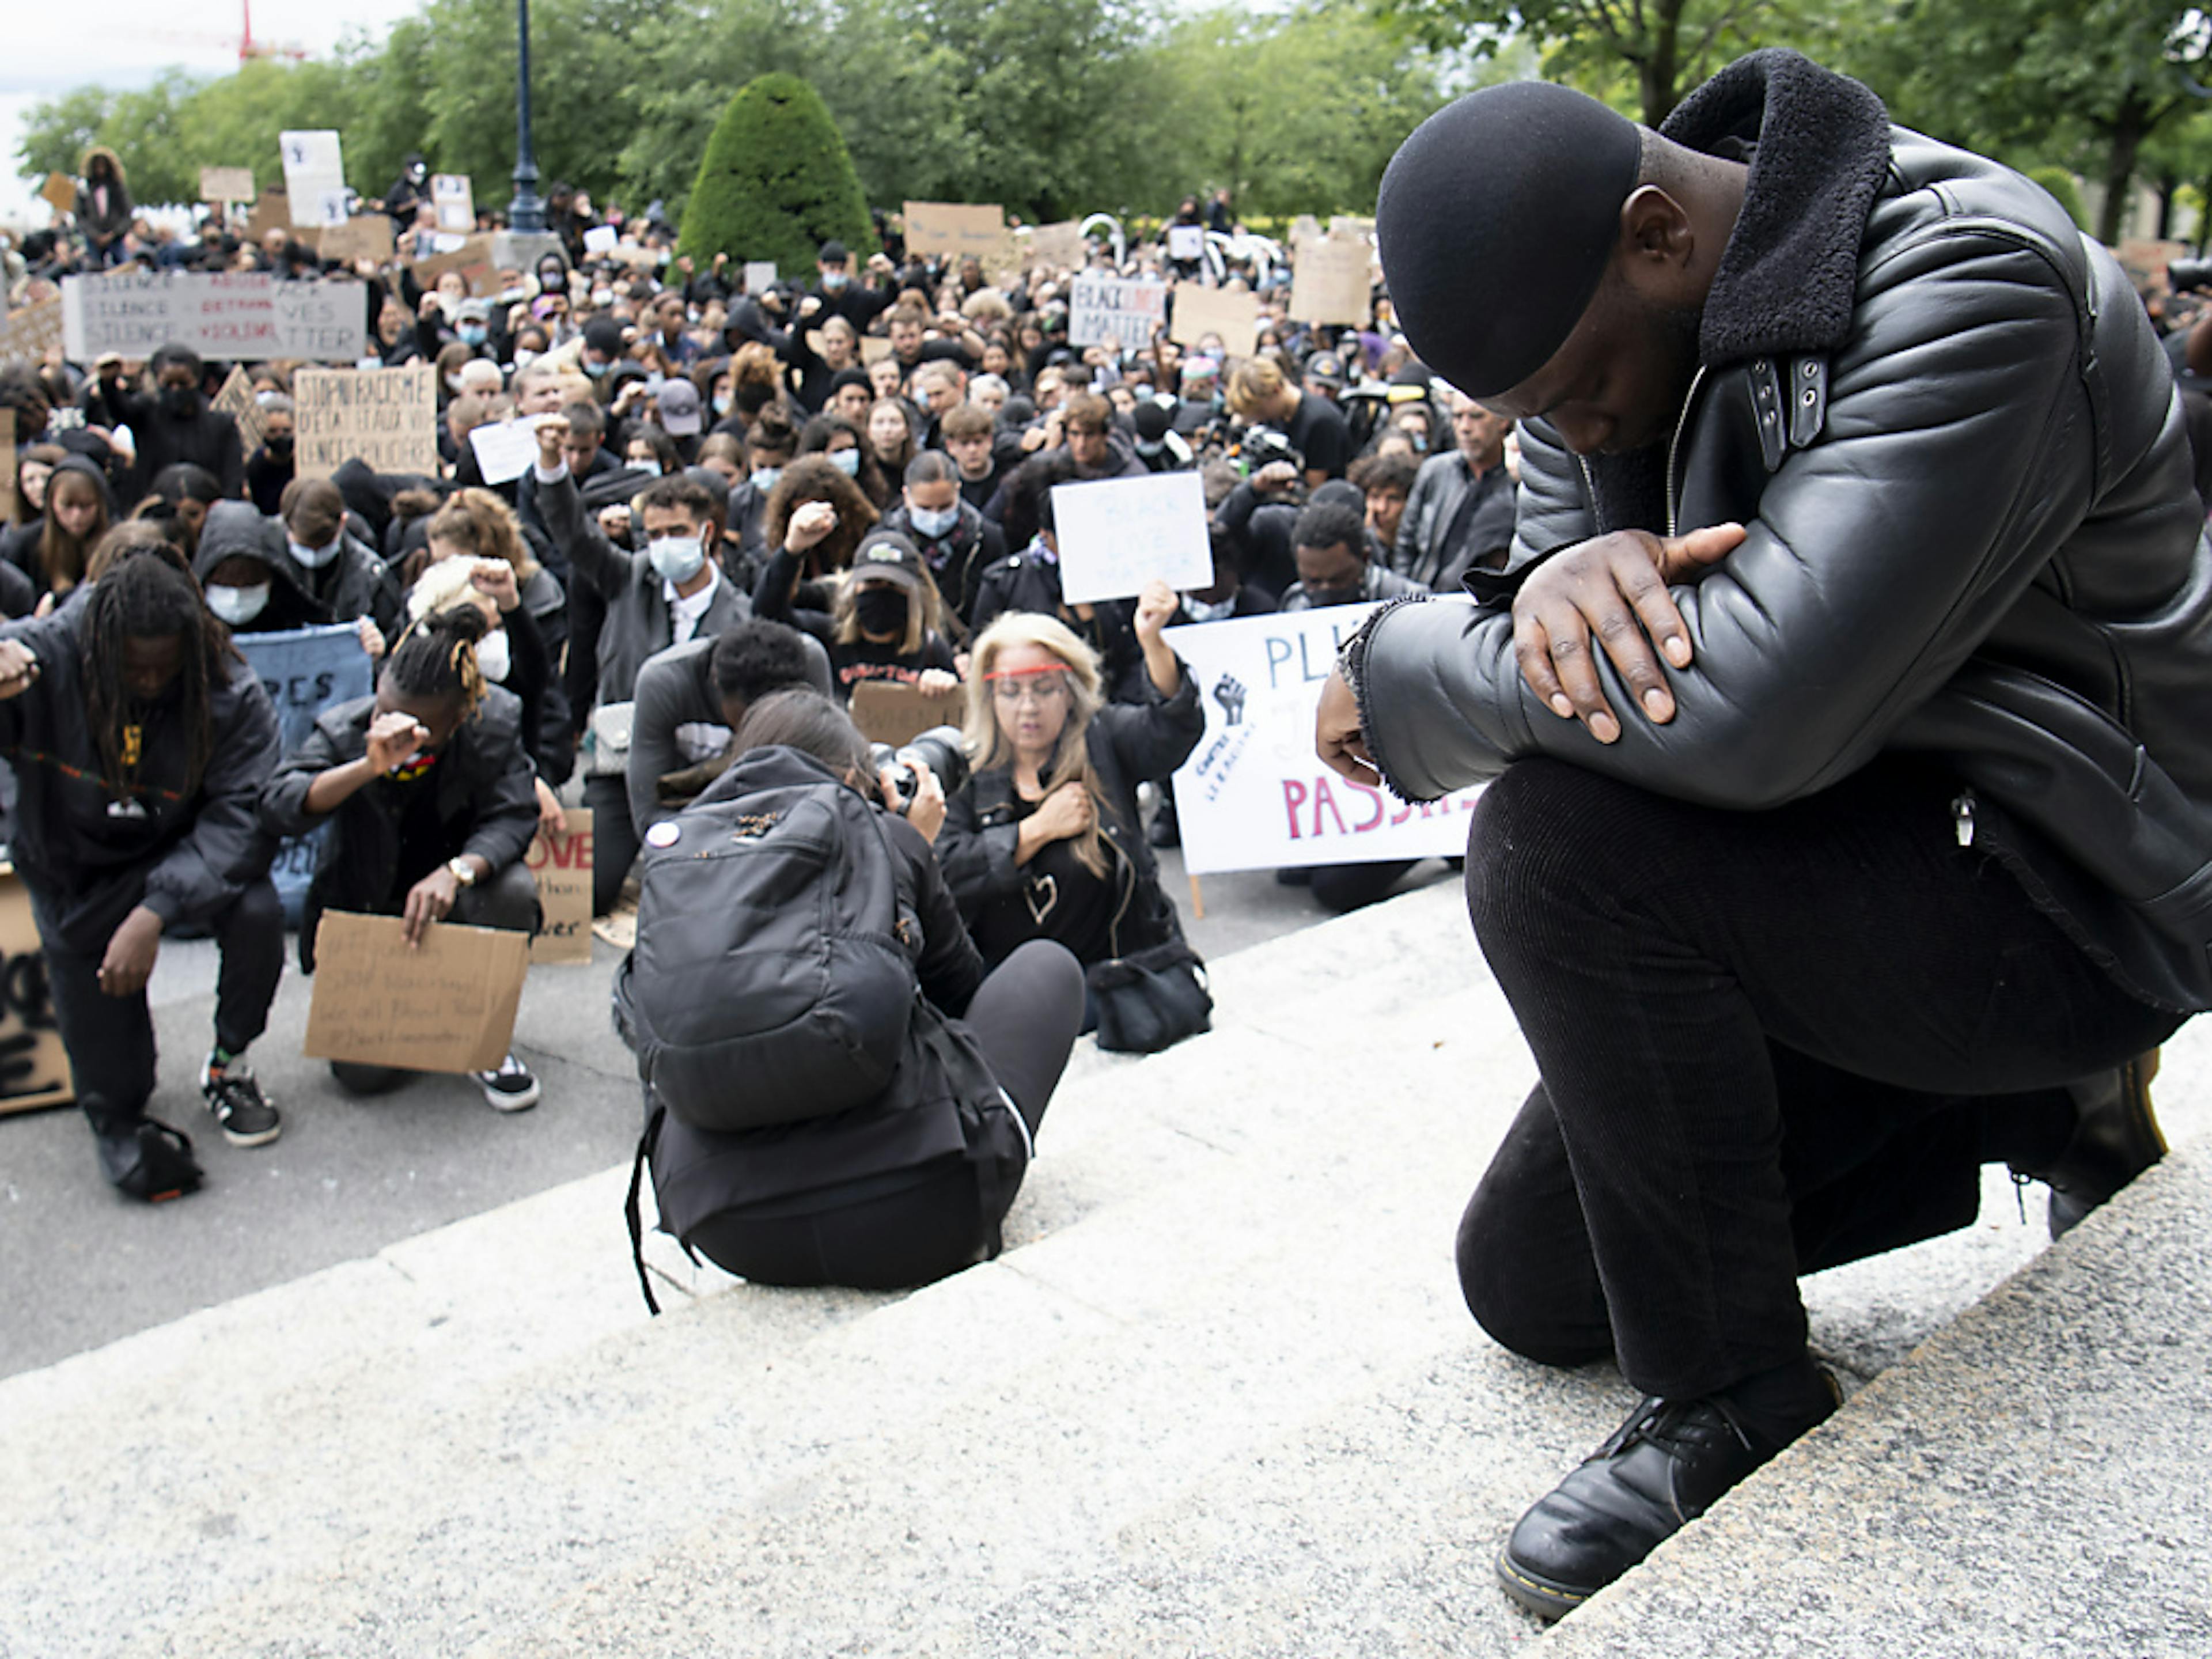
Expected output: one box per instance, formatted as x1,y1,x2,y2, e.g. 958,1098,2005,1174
676,73,874,275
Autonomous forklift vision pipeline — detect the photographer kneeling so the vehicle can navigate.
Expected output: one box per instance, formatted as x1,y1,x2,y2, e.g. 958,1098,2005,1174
623,688,1085,1293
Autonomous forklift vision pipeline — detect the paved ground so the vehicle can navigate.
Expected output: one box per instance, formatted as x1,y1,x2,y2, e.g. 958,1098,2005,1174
0,846,1459,1378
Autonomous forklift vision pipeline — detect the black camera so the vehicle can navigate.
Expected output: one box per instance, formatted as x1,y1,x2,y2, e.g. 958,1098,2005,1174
2169,258,2212,293
869,725,969,813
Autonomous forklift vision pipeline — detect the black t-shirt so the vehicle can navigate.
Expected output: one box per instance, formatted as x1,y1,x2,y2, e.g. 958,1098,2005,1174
832,631,959,695
1286,390,1351,479
386,759,454,897
970,791,1118,968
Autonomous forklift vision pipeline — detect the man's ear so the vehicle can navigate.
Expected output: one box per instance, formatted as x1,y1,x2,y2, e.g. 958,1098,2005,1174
1619,184,1695,268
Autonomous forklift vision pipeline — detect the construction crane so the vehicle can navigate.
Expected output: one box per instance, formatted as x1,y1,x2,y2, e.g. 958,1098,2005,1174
141,0,308,64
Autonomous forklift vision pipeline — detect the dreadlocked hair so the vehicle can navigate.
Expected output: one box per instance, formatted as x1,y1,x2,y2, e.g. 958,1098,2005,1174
81,547,236,797
382,602,489,717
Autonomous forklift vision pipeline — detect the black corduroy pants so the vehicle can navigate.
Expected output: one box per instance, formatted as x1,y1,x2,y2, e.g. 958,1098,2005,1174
1455,756,2177,1400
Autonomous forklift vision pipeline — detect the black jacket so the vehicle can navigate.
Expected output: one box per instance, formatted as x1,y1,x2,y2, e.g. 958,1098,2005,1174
0,607,279,945
191,502,329,635
1349,50,2212,1012
623,629,834,838
936,664,1205,965
259,687,541,969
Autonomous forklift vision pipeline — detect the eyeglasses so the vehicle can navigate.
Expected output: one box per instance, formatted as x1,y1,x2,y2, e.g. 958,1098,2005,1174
991,673,1070,709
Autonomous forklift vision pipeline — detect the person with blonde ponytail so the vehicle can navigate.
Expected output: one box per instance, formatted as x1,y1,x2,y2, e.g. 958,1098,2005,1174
261,602,546,1111
936,581,1203,984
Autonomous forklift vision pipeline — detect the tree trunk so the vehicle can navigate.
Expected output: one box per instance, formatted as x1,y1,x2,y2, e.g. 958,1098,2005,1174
1639,0,1690,128
2156,172,2177,241
2096,93,2152,245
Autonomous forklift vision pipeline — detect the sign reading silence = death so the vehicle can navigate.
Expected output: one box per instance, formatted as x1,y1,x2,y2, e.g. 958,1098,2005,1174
62,271,366,362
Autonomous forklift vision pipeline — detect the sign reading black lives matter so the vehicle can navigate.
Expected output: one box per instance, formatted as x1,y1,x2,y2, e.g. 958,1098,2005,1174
293,364,440,479
1069,274,1167,353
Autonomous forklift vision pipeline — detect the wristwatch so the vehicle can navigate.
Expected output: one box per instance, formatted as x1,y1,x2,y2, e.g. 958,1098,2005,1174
446,857,479,888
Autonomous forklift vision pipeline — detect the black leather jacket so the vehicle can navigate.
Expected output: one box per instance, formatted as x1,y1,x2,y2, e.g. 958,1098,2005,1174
1350,56,2212,1010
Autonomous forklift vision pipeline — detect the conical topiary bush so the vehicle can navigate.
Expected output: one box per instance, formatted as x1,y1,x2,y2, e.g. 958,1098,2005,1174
676,73,875,274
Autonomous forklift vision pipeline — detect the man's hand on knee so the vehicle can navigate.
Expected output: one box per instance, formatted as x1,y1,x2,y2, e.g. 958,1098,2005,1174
97,904,165,998
1512,524,1744,744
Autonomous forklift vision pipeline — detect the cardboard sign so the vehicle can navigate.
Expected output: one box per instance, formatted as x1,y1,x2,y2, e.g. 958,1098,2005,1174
1286,214,1323,252
1170,283,1260,357
200,166,256,204
858,335,897,366
850,681,966,748
245,187,293,242
527,809,594,964
293,363,439,479
279,128,348,229
1289,236,1372,326
316,214,395,267
1328,214,1376,241
1051,469,1211,606
41,172,77,217
234,626,377,925
1025,220,1086,272
743,261,778,295
62,271,367,362
431,173,475,232
1166,224,1207,263
210,365,271,453
0,867,77,1115
303,912,531,1075
0,297,67,367
405,233,499,298
467,418,541,486
903,201,1006,259
1068,274,1168,353
1164,603,1486,874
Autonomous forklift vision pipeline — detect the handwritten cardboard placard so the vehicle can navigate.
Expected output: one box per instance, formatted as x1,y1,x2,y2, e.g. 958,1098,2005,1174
405,233,499,297
63,271,366,362
858,335,897,366
42,172,78,217
0,297,67,368
210,364,271,453
279,128,348,228
304,912,530,1074
1051,469,1211,606
1025,220,1086,272
1289,236,1373,326
245,187,292,242
200,166,256,204
1069,274,1168,354
431,173,475,232
850,681,966,748
235,625,377,925
1171,283,1260,357
1164,602,1486,874
903,201,1007,260
294,363,438,479
0,867,77,1115
527,809,594,964
315,214,395,267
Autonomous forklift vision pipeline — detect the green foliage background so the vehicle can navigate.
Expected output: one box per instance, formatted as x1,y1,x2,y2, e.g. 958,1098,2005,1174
676,74,876,269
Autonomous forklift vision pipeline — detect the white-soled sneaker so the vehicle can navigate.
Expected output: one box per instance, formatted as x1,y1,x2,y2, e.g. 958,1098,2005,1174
473,1052,540,1112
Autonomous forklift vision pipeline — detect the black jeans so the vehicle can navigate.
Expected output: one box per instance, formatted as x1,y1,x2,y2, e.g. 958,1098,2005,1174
29,870,285,1134
1455,757,2180,1401
584,771,639,916
692,940,1088,1289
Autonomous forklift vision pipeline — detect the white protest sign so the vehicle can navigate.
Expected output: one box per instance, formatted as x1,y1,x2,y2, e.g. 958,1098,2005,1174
1165,601,1486,873
62,271,366,362
431,173,475,232
743,261,778,294
582,225,618,255
1051,469,1211,607
1069,274,1166,354
1166,225,1206,263
469,418,541,486
279,130,347,229
294,363,439,479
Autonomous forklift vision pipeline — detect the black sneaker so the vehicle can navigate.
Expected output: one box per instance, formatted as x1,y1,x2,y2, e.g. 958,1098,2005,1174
473,1052,541,1112
1497,1370,1839,1620
96,1118,204,1203
200,1057,282,1147
2025,1050,2166,1239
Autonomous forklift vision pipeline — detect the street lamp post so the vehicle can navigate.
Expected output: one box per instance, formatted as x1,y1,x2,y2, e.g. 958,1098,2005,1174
509,0,546,233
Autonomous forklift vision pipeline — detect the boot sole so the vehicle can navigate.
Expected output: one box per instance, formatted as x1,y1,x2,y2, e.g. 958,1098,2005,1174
1495,1547,1594,1620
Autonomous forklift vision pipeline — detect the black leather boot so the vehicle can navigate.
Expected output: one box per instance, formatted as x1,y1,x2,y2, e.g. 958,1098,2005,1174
2024,1050,2165,1239
1497,1363,1839,1620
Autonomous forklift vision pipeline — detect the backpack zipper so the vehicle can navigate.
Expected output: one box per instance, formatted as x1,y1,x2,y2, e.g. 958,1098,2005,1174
1952,789,1976,848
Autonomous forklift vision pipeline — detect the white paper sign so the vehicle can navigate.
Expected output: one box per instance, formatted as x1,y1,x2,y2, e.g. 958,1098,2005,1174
1166,225,1206,262
1164,602,1486,873
582,225,619,255
62,271,366,362
1068,274,1167,353
431,173,475,232
743,261,778,294
1051,469,1211,606
468,418,541,486
279,130,347,230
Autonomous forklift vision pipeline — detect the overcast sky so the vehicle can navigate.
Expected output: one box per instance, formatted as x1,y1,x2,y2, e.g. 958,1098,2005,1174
3,0,425,224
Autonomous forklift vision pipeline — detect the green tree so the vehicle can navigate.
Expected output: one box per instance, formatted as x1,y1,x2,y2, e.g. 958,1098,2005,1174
676,73,876,270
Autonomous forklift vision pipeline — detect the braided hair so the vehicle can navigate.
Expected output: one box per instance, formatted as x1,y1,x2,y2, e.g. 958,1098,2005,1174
81,546,235,796
381,601,488,718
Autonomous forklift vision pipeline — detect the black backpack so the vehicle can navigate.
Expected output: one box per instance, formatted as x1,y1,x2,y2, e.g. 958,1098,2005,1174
613,747,918,1134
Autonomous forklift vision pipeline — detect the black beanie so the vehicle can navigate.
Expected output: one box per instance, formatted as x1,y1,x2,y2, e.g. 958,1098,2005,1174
1377,81,1643,399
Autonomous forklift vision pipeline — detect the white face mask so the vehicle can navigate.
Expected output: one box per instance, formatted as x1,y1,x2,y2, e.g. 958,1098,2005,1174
206,582,270,626
474,628,512,683
445,373,468,395
648,533,706,585
287,536,341,570
830,448,861,477
907,503,959,539
632,457,664,476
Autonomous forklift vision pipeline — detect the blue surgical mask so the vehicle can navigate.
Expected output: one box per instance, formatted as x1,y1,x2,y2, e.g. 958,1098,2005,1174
750,467,782,492
287,536,341,570
648,533,706,584
458,324,487,346
822,271,850,293
713,394,734,417
907,504,958,539
583,358,610,378
830,448,861,477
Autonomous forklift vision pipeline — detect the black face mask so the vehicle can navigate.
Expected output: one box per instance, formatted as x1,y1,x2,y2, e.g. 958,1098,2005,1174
159,385,204,421
854,587,910,637
264,435,294,457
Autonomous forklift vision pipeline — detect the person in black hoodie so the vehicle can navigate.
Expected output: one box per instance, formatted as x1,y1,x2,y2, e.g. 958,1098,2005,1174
191,501,330,635
259,604,544,1111
0,550,285,1199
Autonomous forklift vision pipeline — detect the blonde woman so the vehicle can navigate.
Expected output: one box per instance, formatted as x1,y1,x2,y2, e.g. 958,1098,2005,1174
935,586,1200,980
